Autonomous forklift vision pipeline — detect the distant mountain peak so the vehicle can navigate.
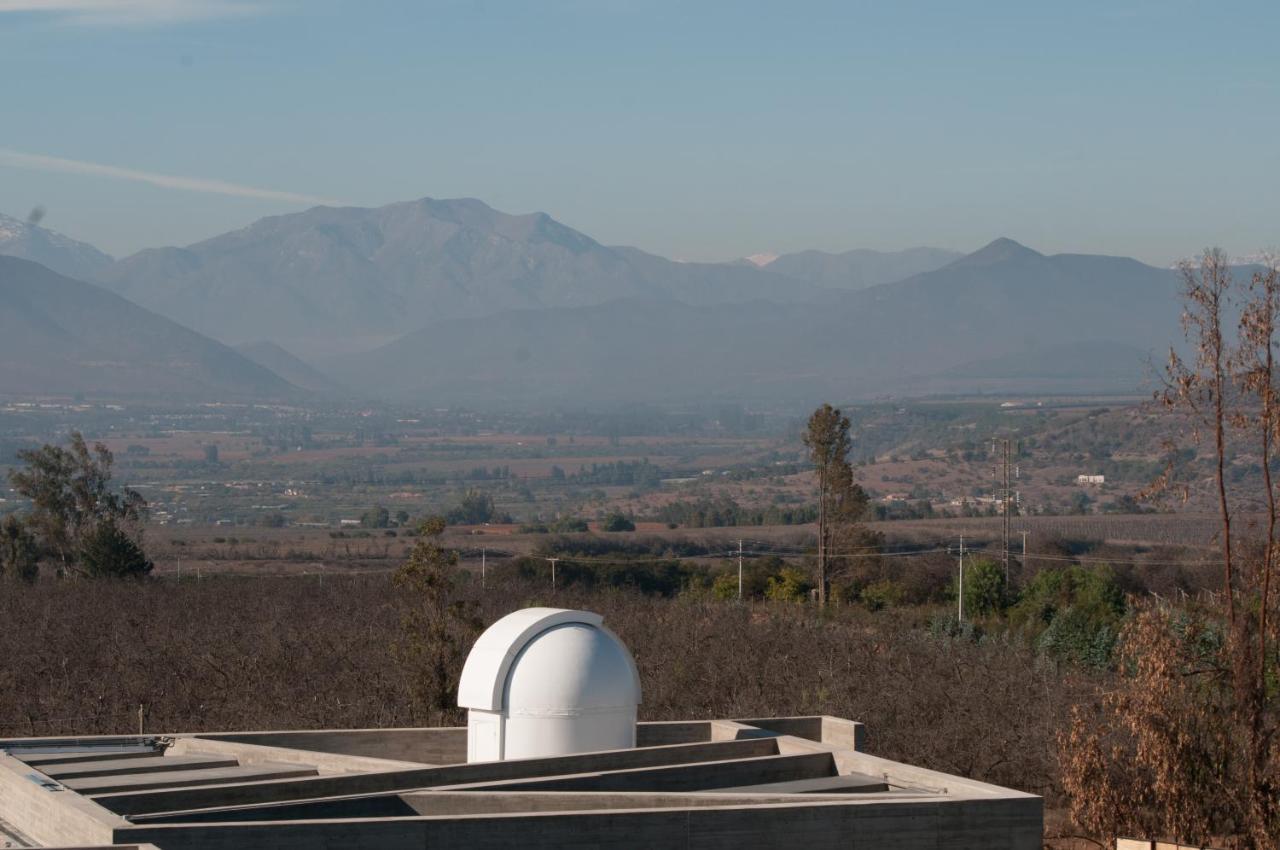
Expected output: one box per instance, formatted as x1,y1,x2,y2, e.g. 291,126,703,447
101,196,808,350
959,237,1044,266
744,252,779,267
0,212,115,282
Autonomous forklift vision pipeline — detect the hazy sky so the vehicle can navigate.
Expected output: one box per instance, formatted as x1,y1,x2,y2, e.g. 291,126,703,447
2,0,1277,264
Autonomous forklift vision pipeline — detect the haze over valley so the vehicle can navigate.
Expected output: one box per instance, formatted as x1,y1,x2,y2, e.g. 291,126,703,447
0,202,1203,405
5,6,1280,848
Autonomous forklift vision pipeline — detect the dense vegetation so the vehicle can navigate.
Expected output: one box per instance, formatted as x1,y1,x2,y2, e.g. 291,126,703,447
0,573,1091,806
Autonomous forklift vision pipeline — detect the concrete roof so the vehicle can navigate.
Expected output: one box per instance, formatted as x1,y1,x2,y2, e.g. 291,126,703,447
0,716,1041,849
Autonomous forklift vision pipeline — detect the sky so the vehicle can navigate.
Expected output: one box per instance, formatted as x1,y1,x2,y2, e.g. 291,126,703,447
1,0,1277,264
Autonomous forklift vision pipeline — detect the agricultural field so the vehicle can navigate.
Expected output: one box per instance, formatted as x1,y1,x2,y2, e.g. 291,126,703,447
0,392,1246,579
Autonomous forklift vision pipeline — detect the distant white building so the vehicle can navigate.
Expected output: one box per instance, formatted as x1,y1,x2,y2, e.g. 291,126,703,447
1077,474,1105,486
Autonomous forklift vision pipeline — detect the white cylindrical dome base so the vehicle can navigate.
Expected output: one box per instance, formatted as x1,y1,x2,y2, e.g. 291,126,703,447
458,609,642,763
501,622,638,760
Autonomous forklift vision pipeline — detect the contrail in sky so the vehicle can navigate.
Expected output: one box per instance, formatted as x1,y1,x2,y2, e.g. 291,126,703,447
0,1,261,26
0,147,343,206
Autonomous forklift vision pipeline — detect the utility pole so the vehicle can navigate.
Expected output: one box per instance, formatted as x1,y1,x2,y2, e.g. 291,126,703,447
481,546,486,590
1020,531,1029,571
737,539,744,601
816,467,826,606
992,438,1017,584
957,534,967,622
546,557,559,592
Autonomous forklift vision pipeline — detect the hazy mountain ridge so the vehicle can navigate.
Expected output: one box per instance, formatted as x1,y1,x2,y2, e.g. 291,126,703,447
234,340,344,394
4,201,964,362
0,256,297,398
98,198,829,356
0,205,1199,405
325,238,1186,404
759,246,962,289
0,213,115,283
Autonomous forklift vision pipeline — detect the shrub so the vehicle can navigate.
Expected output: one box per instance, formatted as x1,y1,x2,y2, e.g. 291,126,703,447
860,579,905,611
549,516,589,533
962,558,1010,619
78,519,153,579
712,570,740,600
765,566,811,603
601,513,636,532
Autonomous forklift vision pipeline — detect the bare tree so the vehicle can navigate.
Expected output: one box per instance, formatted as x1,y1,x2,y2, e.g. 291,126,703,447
392,517,482,726
1230,257,1280,843
1064,251,1280,848
1160,249,1236,623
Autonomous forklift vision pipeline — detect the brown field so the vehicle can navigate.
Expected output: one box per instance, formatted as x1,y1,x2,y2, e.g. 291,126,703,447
141,511,1227,580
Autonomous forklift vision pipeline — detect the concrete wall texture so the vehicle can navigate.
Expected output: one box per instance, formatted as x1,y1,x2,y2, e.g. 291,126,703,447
0,716,1042,849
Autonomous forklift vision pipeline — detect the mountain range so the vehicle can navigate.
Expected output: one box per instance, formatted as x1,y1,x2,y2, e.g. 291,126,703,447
0,213,115,283
323,238,1183,404
0,200,1199,404
749,246,962,290
1,200,961,358
0,256,295,398
96,199,849,357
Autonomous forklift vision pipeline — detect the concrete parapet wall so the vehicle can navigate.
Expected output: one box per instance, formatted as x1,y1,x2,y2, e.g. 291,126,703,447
96,737,782,816
171,735,424,774
0,752,123,846
115,795,1042,850
193,728,467,766
636,721,711,747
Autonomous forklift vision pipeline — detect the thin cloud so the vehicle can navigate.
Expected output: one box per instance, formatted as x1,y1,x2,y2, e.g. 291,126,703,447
0,148,343,206
0,0,263,25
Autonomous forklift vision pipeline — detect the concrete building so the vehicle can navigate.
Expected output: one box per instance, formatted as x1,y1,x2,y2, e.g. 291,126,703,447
0,608,1042,849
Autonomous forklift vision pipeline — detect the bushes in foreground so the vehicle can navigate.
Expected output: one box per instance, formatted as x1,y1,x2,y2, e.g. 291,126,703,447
0,574,1093,802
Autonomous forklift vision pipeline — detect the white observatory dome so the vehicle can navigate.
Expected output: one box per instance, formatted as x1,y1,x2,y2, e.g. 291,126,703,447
457,608,641,763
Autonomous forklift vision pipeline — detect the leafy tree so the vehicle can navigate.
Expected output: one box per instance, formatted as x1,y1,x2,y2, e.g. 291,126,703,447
1008,564,1124,668
0,515,39,582
962,558,1009,619
860,578,905,612
804,404,871,605
549,516,589,533
7,432,146,576
78,518,153,579
258,511,287,528
1036,606,1120,670
203,444,220,465
446,490,496,525
392,517,482,726
1010,565,1125,632
711,570,740,600
361,505,390,529
765,566,812,603
601,513,635,532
